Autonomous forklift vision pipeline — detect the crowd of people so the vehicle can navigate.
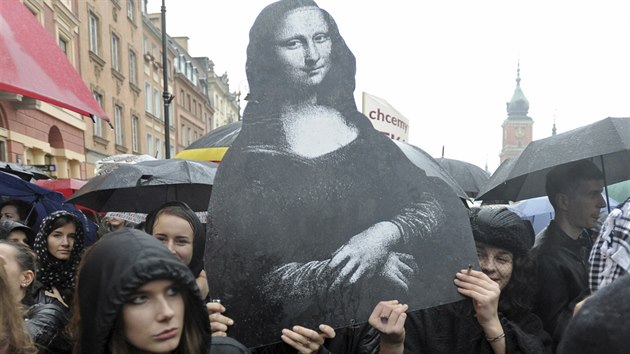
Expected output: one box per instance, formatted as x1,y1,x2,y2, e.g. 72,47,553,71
0,157,627,354
1,0,628,353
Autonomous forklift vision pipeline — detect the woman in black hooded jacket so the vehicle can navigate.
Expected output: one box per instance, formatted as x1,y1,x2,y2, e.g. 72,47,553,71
71,228,249,354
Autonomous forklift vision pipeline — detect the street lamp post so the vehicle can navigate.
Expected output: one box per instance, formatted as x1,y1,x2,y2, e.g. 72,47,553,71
161,0,173,158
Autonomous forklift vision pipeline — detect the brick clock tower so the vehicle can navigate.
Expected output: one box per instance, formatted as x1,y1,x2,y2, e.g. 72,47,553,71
500,64,533,163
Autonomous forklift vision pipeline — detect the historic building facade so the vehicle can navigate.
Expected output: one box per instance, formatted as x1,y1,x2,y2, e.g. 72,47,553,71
500,64,534,163
1,0,240,179
77,0,145,176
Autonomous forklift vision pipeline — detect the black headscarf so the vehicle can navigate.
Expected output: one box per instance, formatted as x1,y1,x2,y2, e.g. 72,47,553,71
144,201,205,276
32,210,85,292
77,229,210,354
470,205,535,257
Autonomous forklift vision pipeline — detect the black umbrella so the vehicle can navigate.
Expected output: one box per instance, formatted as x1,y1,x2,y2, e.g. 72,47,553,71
67,159,218,212
436,157,490,198
477,117,630,203
393,141,469,201
0,162,50,181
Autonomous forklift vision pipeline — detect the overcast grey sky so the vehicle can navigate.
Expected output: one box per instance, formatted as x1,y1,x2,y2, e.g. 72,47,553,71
149,0,630,173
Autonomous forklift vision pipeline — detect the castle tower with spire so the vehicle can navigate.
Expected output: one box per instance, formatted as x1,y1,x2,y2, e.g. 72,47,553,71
500,63,534,163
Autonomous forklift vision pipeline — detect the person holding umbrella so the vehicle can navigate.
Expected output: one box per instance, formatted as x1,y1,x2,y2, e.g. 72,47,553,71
530,159,606,349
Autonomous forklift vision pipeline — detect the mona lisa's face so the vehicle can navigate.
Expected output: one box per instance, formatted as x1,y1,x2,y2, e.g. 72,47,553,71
273,7,332,88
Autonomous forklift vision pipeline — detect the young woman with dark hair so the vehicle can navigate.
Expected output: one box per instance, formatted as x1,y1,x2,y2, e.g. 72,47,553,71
31,211,85,308
70,228,249,354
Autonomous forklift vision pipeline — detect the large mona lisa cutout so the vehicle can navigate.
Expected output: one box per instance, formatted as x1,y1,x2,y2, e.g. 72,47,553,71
206,0,478,347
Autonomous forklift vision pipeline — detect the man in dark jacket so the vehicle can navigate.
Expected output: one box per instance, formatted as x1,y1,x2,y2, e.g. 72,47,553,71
530,159,606,349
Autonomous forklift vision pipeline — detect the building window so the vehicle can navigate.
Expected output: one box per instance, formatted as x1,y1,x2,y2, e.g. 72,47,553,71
59,37,68,56
147,133,153,156
93,92,103,136
131,115,139,152
193,99,197,116
145,82,151,113
88,12,99,54
127,0,135,22
179,89,184,106
111,34,120,71
142,36,148,55
153,88,161,119
140,0,147,14
129,50,137,84
188,127,192,146
114,105,123,145
181,124,185,144
155,137,162,159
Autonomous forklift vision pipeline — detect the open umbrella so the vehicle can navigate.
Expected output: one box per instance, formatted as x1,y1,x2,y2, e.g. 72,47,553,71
176,121,241,162
0,163,50,181
393,141,469,201
0,0,109,122
477,117,630,203
436,157,490,198
0,171,98,244
67,159,218,213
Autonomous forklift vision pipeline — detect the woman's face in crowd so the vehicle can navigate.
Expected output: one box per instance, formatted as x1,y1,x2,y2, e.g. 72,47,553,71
8,230,28,246
47,222,76,261
122,279,185,354
273,7,332,88
476,241,513,290
107,217,125,229
152,214,194,266
0,243,27,301
1,205,20,222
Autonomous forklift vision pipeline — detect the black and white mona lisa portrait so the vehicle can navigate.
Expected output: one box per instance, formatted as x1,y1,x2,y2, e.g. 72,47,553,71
206,0,477,347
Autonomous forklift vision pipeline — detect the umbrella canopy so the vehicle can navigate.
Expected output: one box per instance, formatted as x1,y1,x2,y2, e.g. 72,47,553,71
34,178,87,198
477,117,630,202
67,159,218,213
436,157,490,198
0,171,98,244
176,121,242,162
393,141,469,201
94,153,157,175
0,163,50,181
0,0,108,122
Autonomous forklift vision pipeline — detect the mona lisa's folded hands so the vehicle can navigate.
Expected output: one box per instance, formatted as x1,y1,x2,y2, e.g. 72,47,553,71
329,221,402,289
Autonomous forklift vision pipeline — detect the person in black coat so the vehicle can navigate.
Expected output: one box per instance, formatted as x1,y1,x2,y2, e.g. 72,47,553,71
70,228,250,354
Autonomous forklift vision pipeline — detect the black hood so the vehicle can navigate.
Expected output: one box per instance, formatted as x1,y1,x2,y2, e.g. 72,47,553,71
77,228,209,354
145,201,206,276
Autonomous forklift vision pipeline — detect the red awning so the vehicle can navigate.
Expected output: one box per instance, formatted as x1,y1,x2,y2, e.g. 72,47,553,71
0,0,109,122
